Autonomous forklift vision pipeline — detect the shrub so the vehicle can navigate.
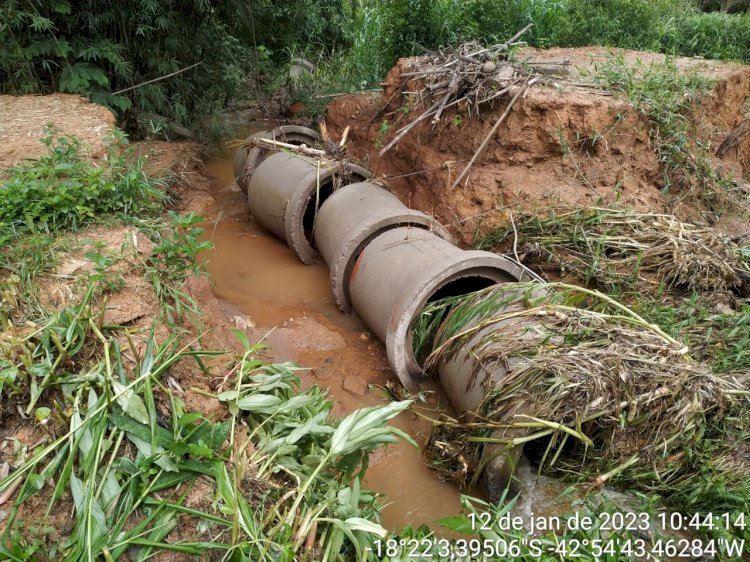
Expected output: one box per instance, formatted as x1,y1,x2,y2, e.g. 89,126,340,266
0,129,163,241
663,10,750,61
553,0,685,50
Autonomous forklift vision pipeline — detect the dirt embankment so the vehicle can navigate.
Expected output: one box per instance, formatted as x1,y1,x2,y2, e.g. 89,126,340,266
0,94,117,174
326,47,750,243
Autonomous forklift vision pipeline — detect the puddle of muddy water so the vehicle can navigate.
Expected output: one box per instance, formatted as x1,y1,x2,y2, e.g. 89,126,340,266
198,131,571,534
200,147,467,532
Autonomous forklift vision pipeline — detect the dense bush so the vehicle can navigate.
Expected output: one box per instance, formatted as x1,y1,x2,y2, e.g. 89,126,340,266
553,0,685,50
0,1,252,125
337,0,750,90
0,0,354,134
663,10,750,60
3,0,750,130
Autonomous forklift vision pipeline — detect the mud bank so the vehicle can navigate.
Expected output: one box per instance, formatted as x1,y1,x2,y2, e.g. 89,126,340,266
326,46,750,243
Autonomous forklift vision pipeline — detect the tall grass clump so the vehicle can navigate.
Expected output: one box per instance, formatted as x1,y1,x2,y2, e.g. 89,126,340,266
663,9,750,61
341,6,392,90
553,0,685,51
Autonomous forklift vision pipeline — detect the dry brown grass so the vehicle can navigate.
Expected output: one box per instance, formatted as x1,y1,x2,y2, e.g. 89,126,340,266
422,283,750,488
476,208,750,294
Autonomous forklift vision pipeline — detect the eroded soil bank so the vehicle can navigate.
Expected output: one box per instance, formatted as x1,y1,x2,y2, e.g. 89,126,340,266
325,46,750,244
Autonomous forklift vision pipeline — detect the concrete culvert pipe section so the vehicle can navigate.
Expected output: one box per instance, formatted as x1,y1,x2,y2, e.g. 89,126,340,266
247,152,370,264
233,125,321,194
348,226,537,390
314,181,453,313
434,286,549,502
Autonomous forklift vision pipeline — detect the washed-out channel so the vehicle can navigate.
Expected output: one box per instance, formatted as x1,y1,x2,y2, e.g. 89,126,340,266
198,127,568,533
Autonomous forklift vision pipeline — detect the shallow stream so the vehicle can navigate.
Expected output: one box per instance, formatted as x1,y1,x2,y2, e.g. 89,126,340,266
198,128,569,533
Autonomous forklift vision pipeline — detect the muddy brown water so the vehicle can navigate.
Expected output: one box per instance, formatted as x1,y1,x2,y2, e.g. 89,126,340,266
200,147,466,532
198,130,569,533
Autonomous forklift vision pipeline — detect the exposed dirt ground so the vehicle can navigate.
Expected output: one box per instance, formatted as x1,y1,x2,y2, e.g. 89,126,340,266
325,46,750,243
0,94,117,175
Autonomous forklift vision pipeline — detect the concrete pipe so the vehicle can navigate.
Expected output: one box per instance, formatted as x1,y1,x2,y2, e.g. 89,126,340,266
233,125,321,194
247,152,370,264
435,285,549,502
348,226,538,390
314,182,453,313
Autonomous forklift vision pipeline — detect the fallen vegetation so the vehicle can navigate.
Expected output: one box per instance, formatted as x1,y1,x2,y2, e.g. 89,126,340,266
414,283,750,554
476,207,750,294
476,207,750,375
0,131,415,560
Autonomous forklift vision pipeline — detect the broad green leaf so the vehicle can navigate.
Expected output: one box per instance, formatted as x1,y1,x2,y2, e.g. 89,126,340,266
69,473,108,540
129,434,178,472
109,412,173,448
217,390,239,401
342,517,387,538
111,379,149,424
437,515,474,534
330,401,412,456
235,393,282,414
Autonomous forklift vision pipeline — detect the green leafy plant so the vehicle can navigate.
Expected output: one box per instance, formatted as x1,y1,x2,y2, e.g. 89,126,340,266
374,120,391,149
0,129,164,242
142,211,212,320
146,211,212,284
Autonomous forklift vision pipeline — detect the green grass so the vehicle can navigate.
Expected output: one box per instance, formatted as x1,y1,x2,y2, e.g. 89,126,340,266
632,294,750,373
0,128,165,243
290,0,750,101
594,54,740,211
0,130,417,560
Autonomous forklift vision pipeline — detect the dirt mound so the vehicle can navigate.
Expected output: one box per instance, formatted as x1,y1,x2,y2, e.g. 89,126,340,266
325,47,750,243
0,94,116,173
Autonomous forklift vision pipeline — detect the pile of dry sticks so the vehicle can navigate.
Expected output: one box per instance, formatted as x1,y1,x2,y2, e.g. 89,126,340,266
377,24,607,189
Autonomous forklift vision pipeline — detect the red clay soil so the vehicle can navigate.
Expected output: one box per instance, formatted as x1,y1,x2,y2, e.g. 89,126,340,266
325,47,750,243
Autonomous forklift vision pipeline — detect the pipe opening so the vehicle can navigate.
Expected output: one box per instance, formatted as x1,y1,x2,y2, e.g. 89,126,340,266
427,275,498,304
276,137,312,147
412,275,500,368
303,180,335,246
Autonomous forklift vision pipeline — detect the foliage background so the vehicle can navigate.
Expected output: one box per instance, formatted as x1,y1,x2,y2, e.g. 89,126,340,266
1,0,749,136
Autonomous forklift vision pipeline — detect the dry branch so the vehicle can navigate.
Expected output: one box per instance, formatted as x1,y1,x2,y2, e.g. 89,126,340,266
376,25,611,158
250,137,326,157
450,77,533,190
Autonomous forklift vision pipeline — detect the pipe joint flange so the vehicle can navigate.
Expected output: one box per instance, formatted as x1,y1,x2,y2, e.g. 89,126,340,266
248,152,369,263
386,254,526,389
349,226,536,390
315,182,453,313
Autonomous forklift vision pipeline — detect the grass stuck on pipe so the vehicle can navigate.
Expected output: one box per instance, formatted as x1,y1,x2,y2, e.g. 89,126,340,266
414,283,750,519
